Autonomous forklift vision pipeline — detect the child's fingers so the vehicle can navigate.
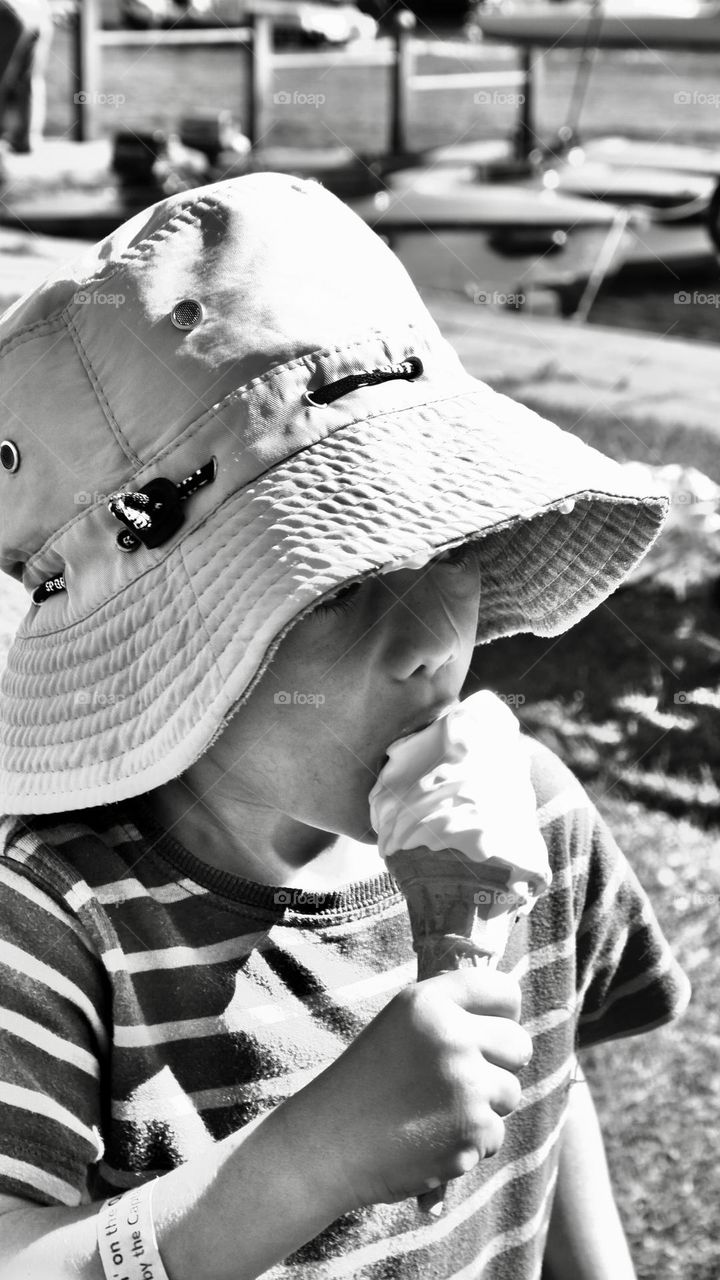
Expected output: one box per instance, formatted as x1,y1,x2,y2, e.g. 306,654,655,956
472,1014,533,1074
424,967,523,1022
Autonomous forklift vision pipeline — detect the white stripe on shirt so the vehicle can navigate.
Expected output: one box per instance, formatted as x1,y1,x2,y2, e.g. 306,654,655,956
278,1110,569,1278
0,864,92,952
536,783,593,829
579,946,681,1024
103,931,270,974
0,941,107,1052
94,876,205,905
0,1082,102,1157
0,1007,100,1079
450,1160,559,1278
0,1154,83,1207
114,956,414,1046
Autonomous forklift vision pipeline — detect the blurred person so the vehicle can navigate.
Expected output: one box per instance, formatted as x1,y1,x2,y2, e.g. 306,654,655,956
0,0,51,152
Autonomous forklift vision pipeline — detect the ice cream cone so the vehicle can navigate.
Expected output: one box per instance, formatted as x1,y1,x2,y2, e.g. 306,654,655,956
388,846,521,980
386,848,526,1215
368,690,553,1216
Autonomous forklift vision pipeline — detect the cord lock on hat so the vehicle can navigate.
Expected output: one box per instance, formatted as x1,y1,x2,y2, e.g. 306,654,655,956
303,356,424,408
108,457,218,551
31,458,218,606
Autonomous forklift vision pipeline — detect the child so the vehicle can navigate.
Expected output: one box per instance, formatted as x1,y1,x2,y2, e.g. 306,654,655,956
0,173,690,1280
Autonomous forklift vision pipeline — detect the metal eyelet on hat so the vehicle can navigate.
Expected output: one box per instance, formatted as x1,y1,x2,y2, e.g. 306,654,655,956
0,440,20,473
303,390,329,409
171,299,204,330
303,356,424,409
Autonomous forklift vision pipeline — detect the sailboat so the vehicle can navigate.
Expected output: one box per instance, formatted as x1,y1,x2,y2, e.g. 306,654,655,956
471,0,720,269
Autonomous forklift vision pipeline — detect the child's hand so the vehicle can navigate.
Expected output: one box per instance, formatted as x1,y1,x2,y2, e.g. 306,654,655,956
279,969,532,1210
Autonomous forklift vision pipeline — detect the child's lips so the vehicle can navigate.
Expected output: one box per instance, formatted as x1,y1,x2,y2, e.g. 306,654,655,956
374,701,457,777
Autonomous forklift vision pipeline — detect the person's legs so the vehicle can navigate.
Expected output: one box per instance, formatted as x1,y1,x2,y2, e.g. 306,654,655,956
0,3,24,142
0,0,50,152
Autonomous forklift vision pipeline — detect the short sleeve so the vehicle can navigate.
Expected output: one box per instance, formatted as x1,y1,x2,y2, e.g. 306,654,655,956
526,737,691,1050
572,799,691,1049
0,849,108,1206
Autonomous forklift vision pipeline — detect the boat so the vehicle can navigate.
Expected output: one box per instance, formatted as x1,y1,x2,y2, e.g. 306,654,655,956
546,156,714,212
464,0,720,269
351,174,626,231
347,171,636,312
580,137,720,179
475,0,720,52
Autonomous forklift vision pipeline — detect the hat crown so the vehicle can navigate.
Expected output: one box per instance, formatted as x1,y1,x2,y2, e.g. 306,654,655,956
0,174,441,582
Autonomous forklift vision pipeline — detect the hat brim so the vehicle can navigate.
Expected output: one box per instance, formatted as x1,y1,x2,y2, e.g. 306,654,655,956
0,382,667,814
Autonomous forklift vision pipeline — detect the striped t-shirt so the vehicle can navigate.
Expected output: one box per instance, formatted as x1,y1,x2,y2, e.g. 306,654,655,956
0,738,690,1280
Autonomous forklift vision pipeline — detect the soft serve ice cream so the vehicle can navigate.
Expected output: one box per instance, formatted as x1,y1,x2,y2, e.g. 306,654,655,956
369,689,552,931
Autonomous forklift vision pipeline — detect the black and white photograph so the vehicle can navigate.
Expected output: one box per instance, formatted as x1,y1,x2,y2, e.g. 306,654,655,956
0,1,718,1276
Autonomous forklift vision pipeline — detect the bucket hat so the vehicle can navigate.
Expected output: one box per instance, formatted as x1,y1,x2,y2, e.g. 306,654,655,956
0,173,668,815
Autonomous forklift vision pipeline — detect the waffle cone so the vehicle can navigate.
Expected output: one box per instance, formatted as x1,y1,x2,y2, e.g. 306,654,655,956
388,846,519,981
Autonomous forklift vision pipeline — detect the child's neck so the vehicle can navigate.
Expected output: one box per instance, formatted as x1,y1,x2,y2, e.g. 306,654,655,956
279,835,386,891
139,786,385,890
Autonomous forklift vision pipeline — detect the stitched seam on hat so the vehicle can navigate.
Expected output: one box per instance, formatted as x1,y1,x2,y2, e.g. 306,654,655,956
0,200,233,350
2,504,649,754
18,406,657,636
0,509,647,770
20,382,482,593
59,194,251,291
74,184,343,291
0,196,240,355
194,499,650,643
140,325,444,472
177,539,225,673
520,504,623,608
21,334,454,576
65,313,144,468
0,314,67,360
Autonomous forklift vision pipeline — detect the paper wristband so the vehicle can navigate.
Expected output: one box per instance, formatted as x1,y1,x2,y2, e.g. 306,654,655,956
97,1182,172,1280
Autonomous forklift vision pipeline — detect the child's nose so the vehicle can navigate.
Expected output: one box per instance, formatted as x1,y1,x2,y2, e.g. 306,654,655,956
381,576,467,679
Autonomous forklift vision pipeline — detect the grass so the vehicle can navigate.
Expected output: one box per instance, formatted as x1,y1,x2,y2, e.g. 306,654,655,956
580,800,719,1280
465,581,720,1279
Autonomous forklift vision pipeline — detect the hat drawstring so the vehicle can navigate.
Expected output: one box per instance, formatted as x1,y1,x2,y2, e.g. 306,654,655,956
31,458,217,606
303,356,423,408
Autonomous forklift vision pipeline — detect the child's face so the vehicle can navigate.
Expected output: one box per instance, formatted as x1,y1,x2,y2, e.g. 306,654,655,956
194,546,482,845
